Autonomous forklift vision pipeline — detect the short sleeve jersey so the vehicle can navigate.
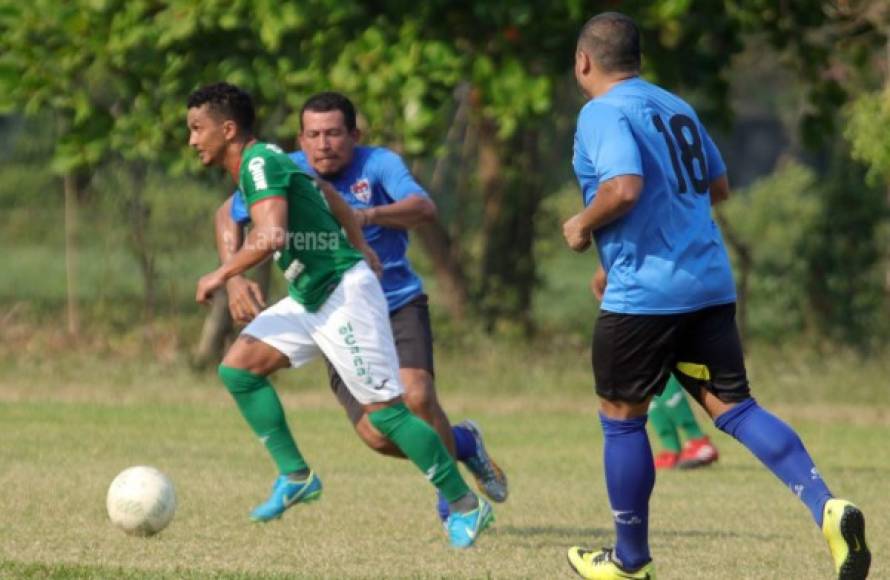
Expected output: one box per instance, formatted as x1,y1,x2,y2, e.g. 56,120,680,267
237,142,363,312
573,77,736,314
233,146,426,312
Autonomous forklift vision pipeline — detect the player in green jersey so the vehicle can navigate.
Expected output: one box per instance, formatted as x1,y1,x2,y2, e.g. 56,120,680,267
188,82,493,548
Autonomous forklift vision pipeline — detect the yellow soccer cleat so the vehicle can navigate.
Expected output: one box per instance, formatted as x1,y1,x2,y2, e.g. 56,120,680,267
822,499,870,579
567,547,655,580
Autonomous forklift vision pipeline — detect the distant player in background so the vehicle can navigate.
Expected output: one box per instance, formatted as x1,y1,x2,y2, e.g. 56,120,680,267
649,375,718,469
591,266,719,470
188,82,493,548
564,13,869,579
219,91,508,522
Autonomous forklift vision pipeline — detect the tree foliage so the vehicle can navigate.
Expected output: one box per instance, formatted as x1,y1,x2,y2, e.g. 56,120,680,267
1,0,887,339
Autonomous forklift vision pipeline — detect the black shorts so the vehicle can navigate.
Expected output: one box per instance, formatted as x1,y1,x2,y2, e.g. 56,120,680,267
326,293,435,424
592,302,750,404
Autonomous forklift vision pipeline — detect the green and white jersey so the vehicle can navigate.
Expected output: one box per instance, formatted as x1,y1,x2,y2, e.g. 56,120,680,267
238,142,363,312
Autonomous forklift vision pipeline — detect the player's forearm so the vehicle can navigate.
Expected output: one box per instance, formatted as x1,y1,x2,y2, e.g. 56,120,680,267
578,175,643,233
317,179,370,250
358,195,437,229
709,174,730,206
215,198,244,264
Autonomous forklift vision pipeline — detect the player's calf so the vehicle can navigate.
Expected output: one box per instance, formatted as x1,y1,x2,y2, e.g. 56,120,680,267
368,401,495,547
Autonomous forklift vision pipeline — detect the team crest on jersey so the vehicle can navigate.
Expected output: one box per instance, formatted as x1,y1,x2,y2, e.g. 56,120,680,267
350,178,372,203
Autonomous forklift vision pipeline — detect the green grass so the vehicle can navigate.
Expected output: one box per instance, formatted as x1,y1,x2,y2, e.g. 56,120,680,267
0,358,887,579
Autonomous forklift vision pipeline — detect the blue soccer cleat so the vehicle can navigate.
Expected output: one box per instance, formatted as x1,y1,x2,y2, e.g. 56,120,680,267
458,420,508,503
250,471,322,522
446,497,494,548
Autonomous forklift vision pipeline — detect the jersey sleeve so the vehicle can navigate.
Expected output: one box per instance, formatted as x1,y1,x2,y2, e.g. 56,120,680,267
372,148,428,201
577,102,642,183
701,124,727,181
240,152,290,207
230,191,251,224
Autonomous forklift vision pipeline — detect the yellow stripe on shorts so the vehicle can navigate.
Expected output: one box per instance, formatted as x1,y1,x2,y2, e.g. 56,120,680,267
676,362,711,381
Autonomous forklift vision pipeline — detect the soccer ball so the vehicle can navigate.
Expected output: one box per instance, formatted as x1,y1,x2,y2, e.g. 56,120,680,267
106,466,176,536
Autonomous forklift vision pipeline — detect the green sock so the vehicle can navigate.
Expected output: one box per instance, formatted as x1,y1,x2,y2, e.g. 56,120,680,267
218,365,308,474
649,394,681,453
369,402,470,502
662,374,705,440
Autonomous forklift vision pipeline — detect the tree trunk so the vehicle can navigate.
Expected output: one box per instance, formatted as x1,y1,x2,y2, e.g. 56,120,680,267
411,83,473,321
475,118,544,336
413,224,469,320
476,118,506,332
193,256,273,367
63,173,80,337
125,165,156,324
193,287,233,369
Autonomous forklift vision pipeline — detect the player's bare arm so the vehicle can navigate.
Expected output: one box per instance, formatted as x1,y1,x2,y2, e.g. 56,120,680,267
709,173,730,205
214,197,265,322
355,194,437,229
315,178,383,278
562,174,643,252
197,197,287,304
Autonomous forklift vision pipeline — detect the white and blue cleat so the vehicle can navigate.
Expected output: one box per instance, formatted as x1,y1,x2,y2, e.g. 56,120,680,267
458,420,509,503
250,471,322,522
446,497,494,548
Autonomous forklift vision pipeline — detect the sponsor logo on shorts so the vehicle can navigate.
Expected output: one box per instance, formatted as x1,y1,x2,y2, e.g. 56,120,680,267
339,322,373,385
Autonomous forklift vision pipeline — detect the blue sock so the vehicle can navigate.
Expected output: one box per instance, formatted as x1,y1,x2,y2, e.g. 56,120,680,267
436,489,450,522
715,398,832,527
452,425,477,461
600,413,654,570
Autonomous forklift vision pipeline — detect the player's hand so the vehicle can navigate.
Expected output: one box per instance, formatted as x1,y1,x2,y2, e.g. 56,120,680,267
226,275,265,323
195,269,227,305
359,244,383,279
562,213,592,252
353,208,371,227
590,265,607,301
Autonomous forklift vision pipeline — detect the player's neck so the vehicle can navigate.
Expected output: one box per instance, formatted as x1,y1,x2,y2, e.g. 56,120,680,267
590,72,638,98
223,136,257,182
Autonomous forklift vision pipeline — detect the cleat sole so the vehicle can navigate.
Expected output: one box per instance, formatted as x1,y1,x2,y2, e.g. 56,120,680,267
838,506,870,580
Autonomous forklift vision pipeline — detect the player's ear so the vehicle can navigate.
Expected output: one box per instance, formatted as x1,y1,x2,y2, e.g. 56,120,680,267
351,128,362,143
576,49,591,75
222,119,238,141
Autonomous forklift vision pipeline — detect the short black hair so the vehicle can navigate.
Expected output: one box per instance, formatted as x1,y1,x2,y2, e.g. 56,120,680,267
578,12,641,74
301,92,357,132
187,82,255,132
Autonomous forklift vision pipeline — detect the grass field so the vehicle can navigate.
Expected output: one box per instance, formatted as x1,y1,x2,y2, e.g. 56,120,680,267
0,350,887,579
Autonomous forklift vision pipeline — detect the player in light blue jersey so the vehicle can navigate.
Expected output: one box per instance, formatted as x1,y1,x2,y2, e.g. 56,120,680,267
563,13,869,580
221,92,508,521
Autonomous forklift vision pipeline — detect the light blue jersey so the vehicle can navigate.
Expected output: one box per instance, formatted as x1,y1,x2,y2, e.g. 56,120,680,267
573,77,736,314
232,145,427,312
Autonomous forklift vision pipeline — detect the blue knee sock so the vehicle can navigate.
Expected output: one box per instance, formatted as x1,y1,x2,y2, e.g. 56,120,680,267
715,398,832,527
436,489,450,522
452,425,477,461
600,414,654,570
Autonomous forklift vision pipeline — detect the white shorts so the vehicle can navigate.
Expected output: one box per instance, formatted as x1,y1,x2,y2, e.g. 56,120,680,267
242,261,403,405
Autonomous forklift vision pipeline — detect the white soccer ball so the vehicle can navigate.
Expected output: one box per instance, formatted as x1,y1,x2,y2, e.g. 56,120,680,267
106,466,176,536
